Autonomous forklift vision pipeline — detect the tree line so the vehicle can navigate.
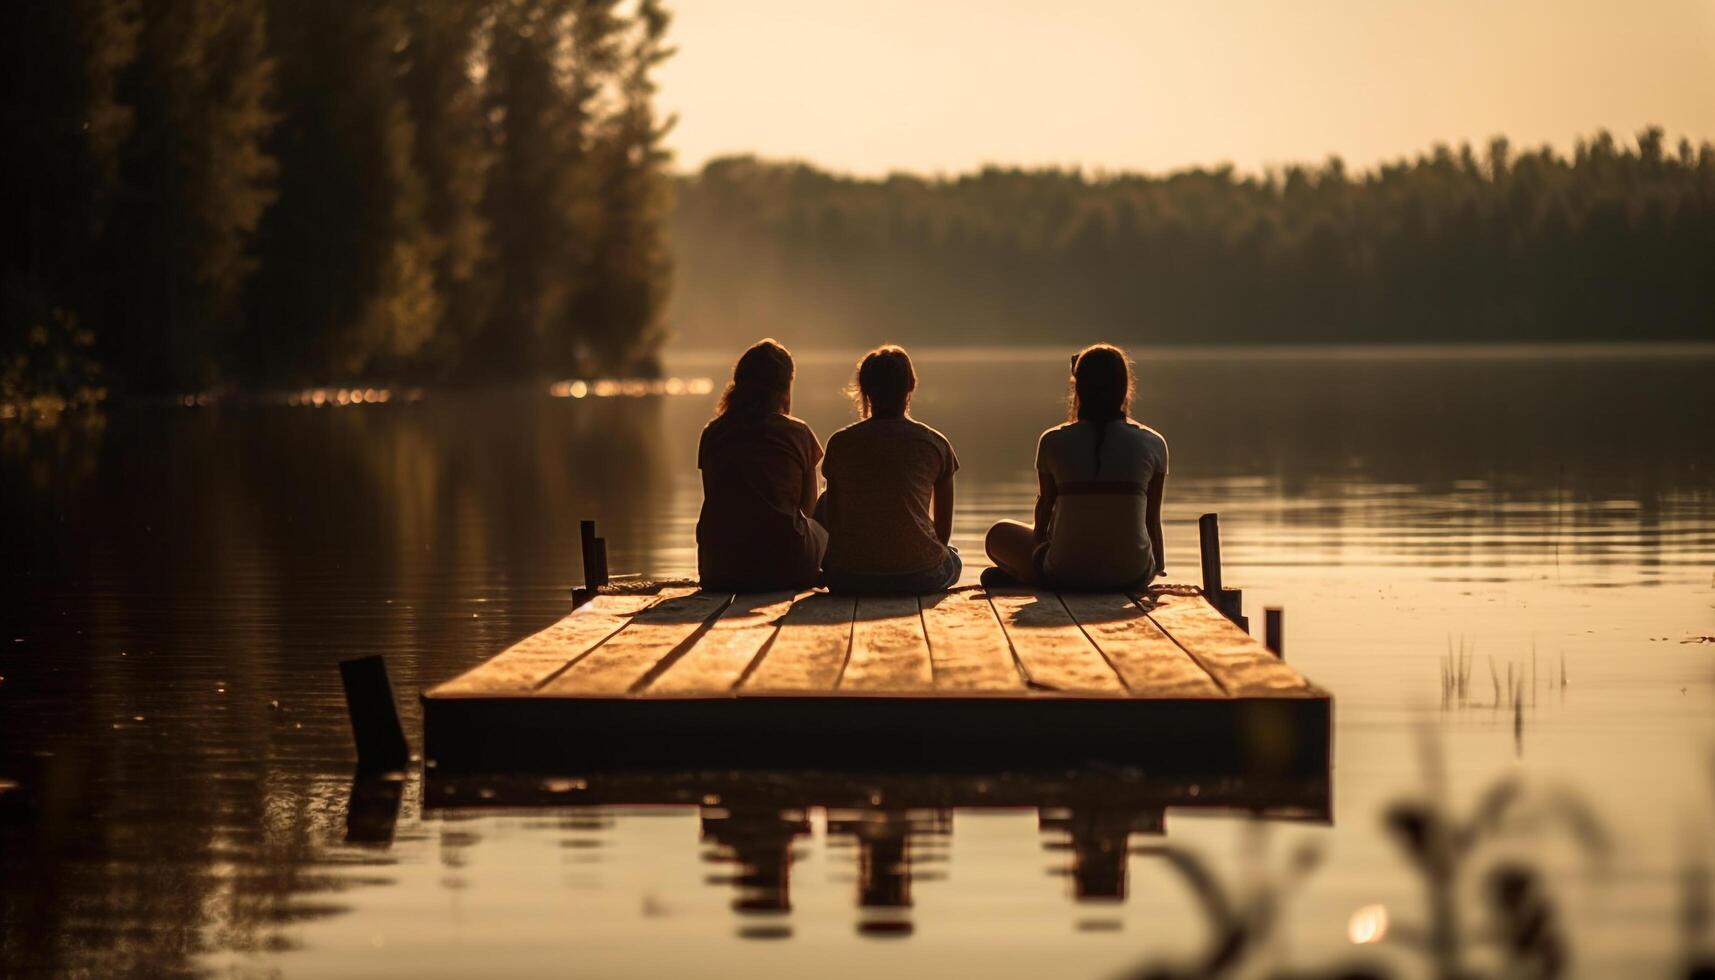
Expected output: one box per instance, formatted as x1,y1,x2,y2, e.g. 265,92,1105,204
670,130,1715,350
2,0,673,399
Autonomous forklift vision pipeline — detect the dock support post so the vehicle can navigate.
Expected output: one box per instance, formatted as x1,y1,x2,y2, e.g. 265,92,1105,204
339,655,409,772
1198,513,1223,597
1265,607,1284,659
580,520,600,587
573,519,609,607
1199,513,1245,626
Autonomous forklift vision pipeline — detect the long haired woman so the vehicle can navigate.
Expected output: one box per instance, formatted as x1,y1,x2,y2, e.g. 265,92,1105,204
983,343,1167,591
696,339,827,591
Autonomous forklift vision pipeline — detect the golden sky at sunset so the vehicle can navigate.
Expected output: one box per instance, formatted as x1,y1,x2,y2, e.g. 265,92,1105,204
657,0,1715,176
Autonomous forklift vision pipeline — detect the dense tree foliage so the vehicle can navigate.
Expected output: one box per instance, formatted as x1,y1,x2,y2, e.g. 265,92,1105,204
1,0,675,398
111,0,276,391
671,132,1715,349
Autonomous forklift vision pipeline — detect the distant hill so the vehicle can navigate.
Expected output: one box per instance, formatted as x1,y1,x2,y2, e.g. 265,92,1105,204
665,131,1715,352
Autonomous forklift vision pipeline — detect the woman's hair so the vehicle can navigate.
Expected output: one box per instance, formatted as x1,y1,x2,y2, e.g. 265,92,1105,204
848,345,916,418
1067,343,1135,467
717,339,794,417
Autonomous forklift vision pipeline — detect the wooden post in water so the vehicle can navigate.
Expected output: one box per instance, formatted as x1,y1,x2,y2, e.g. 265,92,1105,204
580,520,600,588
572,519,609,607
339,655,409,772
1198,513,1223,598
1199,513,1245,626
1265,607,1284,659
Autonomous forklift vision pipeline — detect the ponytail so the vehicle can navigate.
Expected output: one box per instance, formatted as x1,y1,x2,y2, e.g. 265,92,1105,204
1092,417,1112,471
1068,344,1134,472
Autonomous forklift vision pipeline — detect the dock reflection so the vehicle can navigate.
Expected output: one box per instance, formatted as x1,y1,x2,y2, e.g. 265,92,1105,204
1040,806,1166,901
701,806,809,919
828,808,951,936
421,768,1330,936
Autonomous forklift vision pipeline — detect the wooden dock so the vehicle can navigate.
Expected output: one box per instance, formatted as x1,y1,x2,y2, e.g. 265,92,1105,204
421,583,1332,776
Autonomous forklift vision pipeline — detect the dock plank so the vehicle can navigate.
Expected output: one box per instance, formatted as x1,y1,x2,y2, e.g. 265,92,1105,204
919,590,1022,691
1060,593,1224,698
841,596,935,690
1143,594,1317,697
647,592,802,695
742,592,856,691
988,590,1125,693
539,589,732,695
428,594,665,696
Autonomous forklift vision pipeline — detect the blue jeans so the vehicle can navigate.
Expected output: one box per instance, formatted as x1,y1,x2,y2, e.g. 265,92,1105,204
824,546,961,595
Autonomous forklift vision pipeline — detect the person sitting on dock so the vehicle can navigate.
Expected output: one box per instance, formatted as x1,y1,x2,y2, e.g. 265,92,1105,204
983,343,1167,592
819,345,962,594
696,339,827,592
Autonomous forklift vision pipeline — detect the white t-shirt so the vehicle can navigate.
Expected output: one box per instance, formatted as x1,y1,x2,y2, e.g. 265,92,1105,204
1035,418,1169,589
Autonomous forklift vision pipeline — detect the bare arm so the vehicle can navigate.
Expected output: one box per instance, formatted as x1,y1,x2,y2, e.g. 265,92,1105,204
932,473,955,545
801,458,819,520
1146,471,1166,577
1033,470,1056,542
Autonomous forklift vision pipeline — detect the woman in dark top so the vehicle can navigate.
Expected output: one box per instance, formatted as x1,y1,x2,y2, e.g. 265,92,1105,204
697,339,827,591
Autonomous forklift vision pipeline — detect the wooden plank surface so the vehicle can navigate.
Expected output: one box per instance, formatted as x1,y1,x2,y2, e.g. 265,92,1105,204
539,589,732,695
647,592,802,695
742,592,856,691
919,590,1022,691
1060,593,1224,698
430,588,1322,702
429,594,664,696
1143,593,1317,697
840,595,935,690
988,590,1125,693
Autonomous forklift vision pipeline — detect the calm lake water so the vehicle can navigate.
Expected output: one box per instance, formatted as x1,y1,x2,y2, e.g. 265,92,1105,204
3,345,1713,979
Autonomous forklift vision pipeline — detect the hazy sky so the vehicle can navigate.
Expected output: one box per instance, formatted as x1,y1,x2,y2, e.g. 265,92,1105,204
656,0,1715,177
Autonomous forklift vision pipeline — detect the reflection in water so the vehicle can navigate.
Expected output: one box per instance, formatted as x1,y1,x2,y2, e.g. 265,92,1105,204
346,771,405,847
828,808,950,936
1,347,1712,976
0,750,396,974
0,394,670,976
1041,807,1165,902
702,805,809,924
422,769,1330,943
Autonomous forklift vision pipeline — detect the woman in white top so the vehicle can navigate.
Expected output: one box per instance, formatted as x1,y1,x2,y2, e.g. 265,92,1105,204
983,344,1168,591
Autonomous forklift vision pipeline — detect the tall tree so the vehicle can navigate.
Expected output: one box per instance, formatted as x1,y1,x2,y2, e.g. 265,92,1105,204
0,0,137,399
102,0,276,392
396,0,492,377
477,0,615,379
247,0,438,382
576,0,675,374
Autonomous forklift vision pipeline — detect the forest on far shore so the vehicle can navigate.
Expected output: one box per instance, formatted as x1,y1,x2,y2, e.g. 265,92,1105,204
670,129,1715,350
3,0,674,405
